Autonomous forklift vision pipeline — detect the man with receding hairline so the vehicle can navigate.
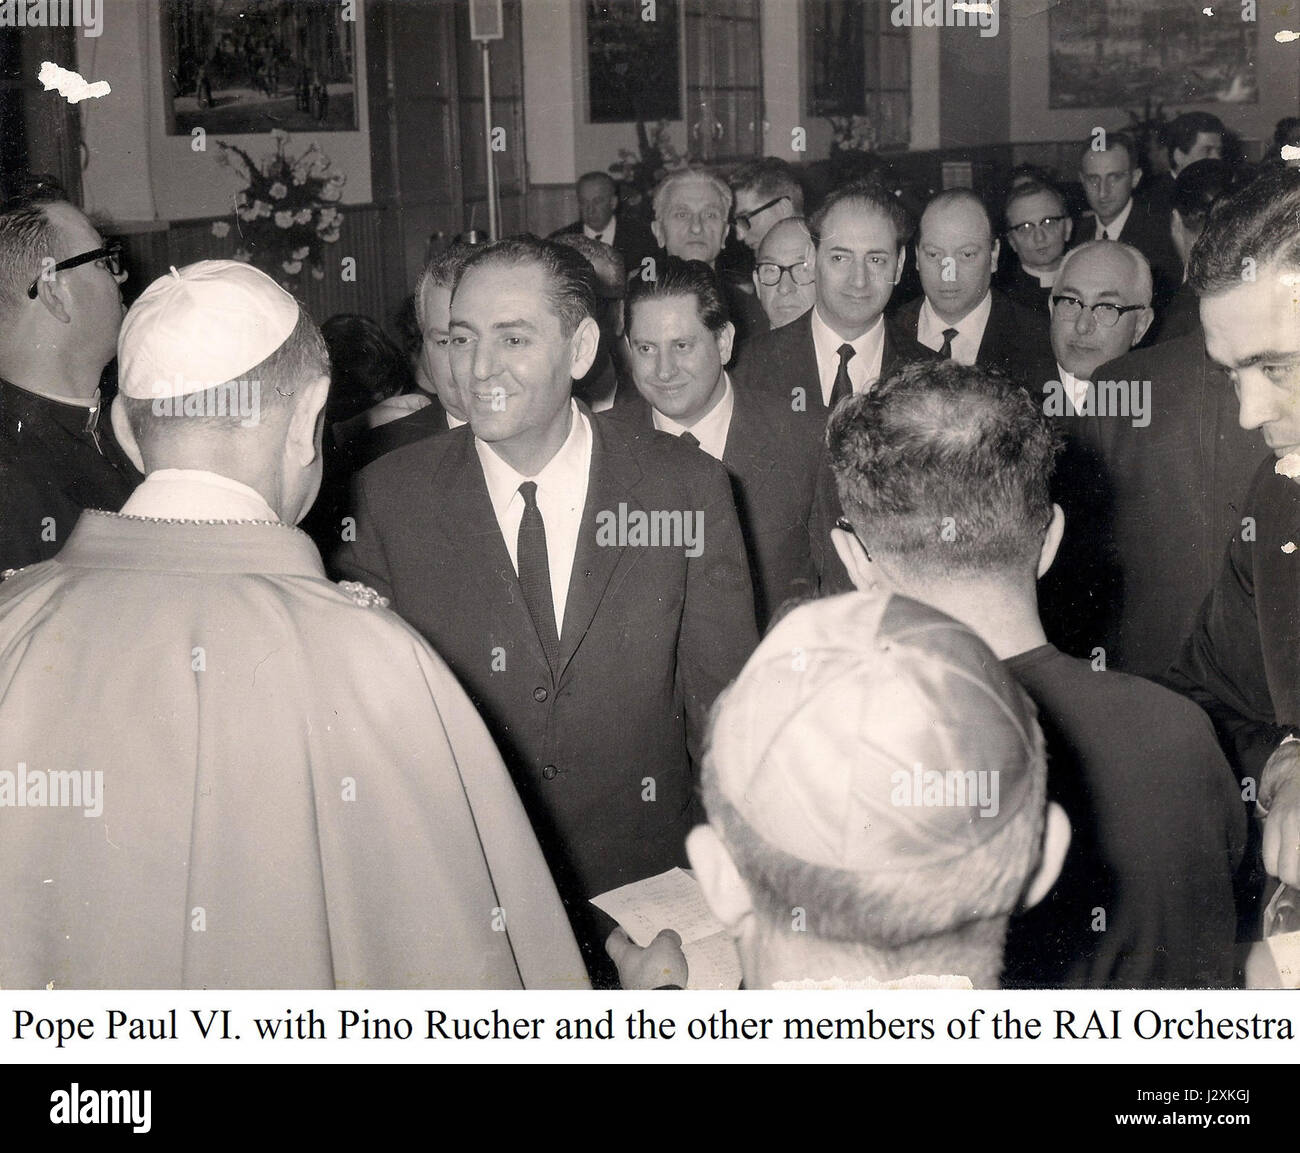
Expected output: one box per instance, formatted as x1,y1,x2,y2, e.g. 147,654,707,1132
0,198,138,570
752,217,816,331
551,170,656,278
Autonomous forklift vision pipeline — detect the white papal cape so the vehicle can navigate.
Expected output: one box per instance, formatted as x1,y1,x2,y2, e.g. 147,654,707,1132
0,510,589,989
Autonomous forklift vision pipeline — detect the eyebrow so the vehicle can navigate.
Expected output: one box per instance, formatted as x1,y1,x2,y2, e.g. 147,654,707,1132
825,244,892,256
1055,285,1129,302
1209,349,1300,370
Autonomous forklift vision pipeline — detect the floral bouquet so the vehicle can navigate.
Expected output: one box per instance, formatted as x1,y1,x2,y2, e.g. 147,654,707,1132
608,120,687,213
827,115,878,155
212,128,345,287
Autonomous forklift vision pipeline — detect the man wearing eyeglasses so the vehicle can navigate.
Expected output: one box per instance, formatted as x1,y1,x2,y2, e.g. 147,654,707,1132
751,217,816,330
729,158,803,254
998,179,1074,313
0,198,137,571
1036,239,1154,659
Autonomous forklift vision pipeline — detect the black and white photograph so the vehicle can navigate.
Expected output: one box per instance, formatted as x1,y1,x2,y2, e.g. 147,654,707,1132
1,0,1299,1119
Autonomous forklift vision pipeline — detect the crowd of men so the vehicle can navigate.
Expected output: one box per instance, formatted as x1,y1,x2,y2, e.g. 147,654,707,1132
1,110,1299,990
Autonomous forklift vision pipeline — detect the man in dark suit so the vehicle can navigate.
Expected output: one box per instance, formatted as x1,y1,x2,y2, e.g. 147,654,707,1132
550,170,656,281
613,257,821,629
891,188,1052,382
1138,111,1225,224
333,237,757,987
1077,132,1182,312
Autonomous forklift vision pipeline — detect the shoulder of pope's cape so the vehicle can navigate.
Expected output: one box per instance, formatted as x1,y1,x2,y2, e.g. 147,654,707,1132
335,579,390,609
1,567,29,582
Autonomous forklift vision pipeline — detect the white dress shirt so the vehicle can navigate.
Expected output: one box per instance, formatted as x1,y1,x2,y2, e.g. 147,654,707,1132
1027,264,1059,288
650,373,735,462
475,401,592,634
121,469,279,521
1094,197,1134,242
810,307,887,406
584,218,616,247
917,291,993,366
447,411,467,429
1055,363,1092,415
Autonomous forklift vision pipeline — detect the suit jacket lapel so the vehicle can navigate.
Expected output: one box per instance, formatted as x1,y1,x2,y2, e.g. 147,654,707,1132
557,413,644,680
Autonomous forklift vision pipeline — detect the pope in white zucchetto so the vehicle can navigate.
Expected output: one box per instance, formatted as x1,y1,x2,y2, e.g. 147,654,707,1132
0,260,587,990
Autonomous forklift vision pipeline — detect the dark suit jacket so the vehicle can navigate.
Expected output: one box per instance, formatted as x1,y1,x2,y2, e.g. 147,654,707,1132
350,394,450,471
1092,329,1268,678
551,213,657,280
995,263,1054,316
730,309,939,596
1085,199,1182,311
333,408,758,979
610,382,822,629
889,288,1054,385
1152,280,1199,346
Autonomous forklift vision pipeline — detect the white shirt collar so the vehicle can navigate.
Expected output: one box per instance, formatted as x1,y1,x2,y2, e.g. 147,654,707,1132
1056,363,1092,415
917,290,993,365
1025,263,1059,287
810,307,887,406
473,401,593,633
446,411,467,429
120,469,279,522
1095,197,1134,241
650,373,734,461
584,218,616,247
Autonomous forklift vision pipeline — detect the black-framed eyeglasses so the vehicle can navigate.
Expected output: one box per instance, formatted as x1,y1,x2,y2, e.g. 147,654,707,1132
1006,215,1068,238
27,242,123,299
1051,294,1146,329
733,195,789,232
755,259,814,287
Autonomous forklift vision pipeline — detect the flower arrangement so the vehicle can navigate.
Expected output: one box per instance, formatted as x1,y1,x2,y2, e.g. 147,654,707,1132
212,129,345,287
608,120,687,212
827,115,878,154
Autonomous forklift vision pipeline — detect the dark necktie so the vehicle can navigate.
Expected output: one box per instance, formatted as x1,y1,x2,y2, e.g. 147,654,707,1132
1101,227,1110,241
830,343,855,409
517,481,560,668
938,327,959,359
679,431,699,448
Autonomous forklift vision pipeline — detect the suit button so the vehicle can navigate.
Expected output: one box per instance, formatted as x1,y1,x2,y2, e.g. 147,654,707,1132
533,686,548,702
542,764,558,780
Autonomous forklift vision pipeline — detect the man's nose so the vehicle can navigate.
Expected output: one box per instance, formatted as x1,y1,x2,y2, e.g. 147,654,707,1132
777,273,795,295
849,259,868,288
1236,375,1279,431
471,341,498,380
688,214,703,233
1073,305,1097,334
656,348,676,380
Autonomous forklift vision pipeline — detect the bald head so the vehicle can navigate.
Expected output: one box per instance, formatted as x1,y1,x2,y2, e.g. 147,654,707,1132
1050,241,1153,379
917,191,999,325
754,217,816,329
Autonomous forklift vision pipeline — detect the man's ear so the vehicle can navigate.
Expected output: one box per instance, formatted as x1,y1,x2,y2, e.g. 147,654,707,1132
34,274,72,325
715,320,736,367
1037,502,1065,578
1022,801,1071,910
288,376,330,466
110,399,145,474
893,245,907,285
569,315,600,381
1131,305,1154,347
1063,215,1074,246
686,824,754,933
989,236,1001,274
1130,166,1143,191
831,526,875,590
651,219,665,249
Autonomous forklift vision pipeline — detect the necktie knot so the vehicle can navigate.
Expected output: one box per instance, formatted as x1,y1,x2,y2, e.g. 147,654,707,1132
679,431,700,448
938,327,960,359
837,343,856,366
519,480,539,508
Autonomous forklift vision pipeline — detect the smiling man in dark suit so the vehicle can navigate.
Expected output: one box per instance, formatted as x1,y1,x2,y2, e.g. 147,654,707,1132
614,257,821,629
732,177,933,420
334,236,757,986
891,188,1052,383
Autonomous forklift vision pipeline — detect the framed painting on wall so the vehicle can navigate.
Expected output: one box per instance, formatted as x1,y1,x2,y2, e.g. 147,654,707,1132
586,0,682,123
163,0,359,135
1049,0,1257,108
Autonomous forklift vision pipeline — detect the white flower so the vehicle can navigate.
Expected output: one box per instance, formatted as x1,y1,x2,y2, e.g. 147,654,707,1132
269,182,288,200
321,184,342,202
211,221,230,238
294,208,312,225
310,266,325,281
282,260,303,274
321,227,341,244
291,246,310,260
274,211,294,228
251,200,271,218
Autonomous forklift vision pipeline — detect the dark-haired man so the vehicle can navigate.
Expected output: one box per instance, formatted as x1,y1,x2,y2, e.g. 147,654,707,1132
0,198,139,570
1140,111,1227,222
826,360,1245,987
998,179,1074,313
1078,133,1181,310
334,236,757,985
729,157,803,254
1167,166,1300,900
616,257,821,628
0,260,585,989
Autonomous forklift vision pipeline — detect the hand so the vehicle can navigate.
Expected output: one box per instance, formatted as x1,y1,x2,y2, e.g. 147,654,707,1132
605,928,689,990
1261,743,1300,887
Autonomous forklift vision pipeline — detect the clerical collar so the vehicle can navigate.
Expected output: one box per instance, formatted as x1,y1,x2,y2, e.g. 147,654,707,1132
1,376,102,441
120,469,280,523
